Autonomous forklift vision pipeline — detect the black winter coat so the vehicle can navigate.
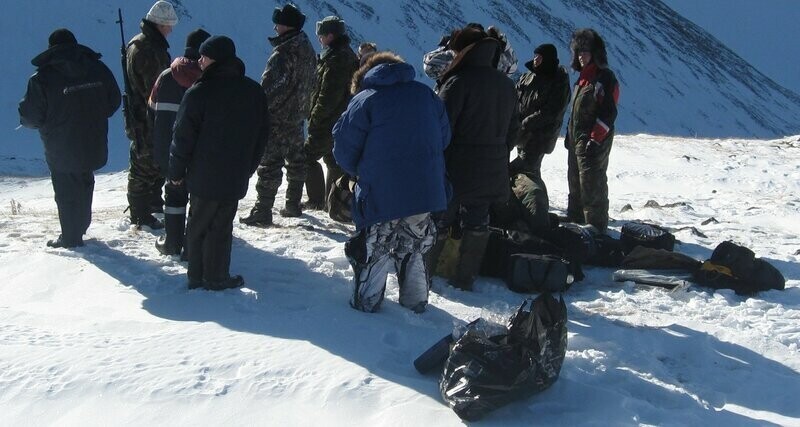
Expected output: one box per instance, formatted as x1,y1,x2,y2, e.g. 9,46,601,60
169,58,269,202
438,39,519,205
19,44,121,173
516,64,570,155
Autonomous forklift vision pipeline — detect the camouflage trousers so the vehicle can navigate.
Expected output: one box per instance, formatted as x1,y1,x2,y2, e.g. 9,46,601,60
567,136,613,232
345,213,436,313
127,139,164,216
254,123,306,208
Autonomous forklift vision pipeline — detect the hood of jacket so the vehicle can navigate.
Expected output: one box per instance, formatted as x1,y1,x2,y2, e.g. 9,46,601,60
31,43,101,78
351,51,411,93
170,56,203,88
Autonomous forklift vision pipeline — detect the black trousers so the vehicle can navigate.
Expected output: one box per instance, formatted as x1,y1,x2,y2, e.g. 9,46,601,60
51,171,94,244
186,195,238,283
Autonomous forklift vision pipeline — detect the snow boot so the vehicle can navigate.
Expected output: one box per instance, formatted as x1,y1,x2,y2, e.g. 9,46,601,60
204,275,244,291
240,204,273,227
280,180,304,217
47,235,84,249
449,230,490,291
155,213,186,255
424,232,449,281
129,194,164,230
305,163,327,210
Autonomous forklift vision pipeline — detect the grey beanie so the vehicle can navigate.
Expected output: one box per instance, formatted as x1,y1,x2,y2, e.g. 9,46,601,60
146,1,178,26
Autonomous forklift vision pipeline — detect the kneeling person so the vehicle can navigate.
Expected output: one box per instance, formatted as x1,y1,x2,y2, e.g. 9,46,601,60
333,52,450,313
169,36,269,290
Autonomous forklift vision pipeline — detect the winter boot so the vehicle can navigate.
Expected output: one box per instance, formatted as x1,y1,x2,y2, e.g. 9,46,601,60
129,195,164,230
204,275,244,291
240,203,273,227
47,235,84,249
155,213,186,255
424,232,449,281
449,230,490,291
280,180,304,217
304,162,327,210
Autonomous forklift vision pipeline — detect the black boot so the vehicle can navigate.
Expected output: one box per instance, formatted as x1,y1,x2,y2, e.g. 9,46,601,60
155,213,186,255
129,194,164,230
240,204,273,227
47,235,84,248
204,275,244,291
280,180,304,217
305,162,326,209
424,232,448,281
449,230,490,291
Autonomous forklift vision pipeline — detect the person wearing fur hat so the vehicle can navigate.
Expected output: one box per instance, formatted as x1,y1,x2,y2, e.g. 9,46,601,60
333,52,450,313
169,36,269,291
511,43,571,177
430,26,519,291
124,0,179,230
240,3,317,227
565,28,620,233
303,16,358,212
147,28,210,256
19,29,121,248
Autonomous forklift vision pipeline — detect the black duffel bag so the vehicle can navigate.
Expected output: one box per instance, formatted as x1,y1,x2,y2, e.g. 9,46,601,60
694,241,785,294
440,294,568,421
505,253,575,293
620,221,675,254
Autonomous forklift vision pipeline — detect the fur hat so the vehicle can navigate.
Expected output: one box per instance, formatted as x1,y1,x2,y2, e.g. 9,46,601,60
570,28,608,71
184,29,211,60
316,16,346,36
272,4,305,28
199,35,236,62
48,28,77,48
146,1,178,27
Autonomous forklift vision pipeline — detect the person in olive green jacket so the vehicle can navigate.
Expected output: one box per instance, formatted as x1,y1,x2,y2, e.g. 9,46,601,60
565,28,619,233
124,1,177,229
303,16,358,210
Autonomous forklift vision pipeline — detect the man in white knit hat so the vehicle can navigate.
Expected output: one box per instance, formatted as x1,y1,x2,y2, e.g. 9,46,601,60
123,0,178,230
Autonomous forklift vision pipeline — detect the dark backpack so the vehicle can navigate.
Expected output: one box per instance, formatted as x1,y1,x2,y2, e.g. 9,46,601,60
505,254,574,294
551,223,625,267
620,221,676,254
694,241,785,294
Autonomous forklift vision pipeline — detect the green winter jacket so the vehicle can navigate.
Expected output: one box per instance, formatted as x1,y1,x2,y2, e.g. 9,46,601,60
566,62,619,147
307,34,358,143
125,19,171,143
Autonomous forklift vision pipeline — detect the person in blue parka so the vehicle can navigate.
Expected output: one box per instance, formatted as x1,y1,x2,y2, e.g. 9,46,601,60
333,51,450,313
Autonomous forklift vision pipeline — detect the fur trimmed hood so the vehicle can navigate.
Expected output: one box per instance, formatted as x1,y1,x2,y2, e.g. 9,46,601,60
570,28,609,71
350,51,406,94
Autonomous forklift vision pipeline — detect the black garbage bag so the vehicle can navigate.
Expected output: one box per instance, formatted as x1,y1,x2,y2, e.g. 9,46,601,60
439,294,568,421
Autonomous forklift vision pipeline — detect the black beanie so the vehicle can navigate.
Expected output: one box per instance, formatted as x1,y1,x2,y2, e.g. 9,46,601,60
48,28,77,48
272,3,306,28
531,43,559,75
199,35,236,62
184,29,211,60
534,43,558,61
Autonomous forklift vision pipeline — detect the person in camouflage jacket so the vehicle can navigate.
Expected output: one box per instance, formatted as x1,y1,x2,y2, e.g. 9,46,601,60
565,28,620,233
511,43,570,177
124,1,177,229
303,16,358,210
241,4,317,227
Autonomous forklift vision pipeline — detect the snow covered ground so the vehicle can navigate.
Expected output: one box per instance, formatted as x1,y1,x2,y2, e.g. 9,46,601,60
1,135,799,425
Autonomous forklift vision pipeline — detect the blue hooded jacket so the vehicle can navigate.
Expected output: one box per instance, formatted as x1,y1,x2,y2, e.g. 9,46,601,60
333,61,451,230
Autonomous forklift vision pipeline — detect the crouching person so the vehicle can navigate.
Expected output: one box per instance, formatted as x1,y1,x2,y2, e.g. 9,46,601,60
333,52,450,313
169,36,269,290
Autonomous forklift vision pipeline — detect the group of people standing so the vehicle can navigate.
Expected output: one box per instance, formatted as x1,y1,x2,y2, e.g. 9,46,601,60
18,2,619,306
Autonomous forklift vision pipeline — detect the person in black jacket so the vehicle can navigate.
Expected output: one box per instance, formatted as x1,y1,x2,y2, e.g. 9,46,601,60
169,36,269,290
148,28,210,256
431,27,519,291
19,29,121,248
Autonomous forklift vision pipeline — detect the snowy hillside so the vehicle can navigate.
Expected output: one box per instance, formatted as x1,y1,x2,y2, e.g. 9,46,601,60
2,0,800,171
1,134,799,425
663,0,800,95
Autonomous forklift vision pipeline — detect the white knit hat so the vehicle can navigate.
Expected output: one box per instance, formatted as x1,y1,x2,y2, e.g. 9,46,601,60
146,1,178,26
